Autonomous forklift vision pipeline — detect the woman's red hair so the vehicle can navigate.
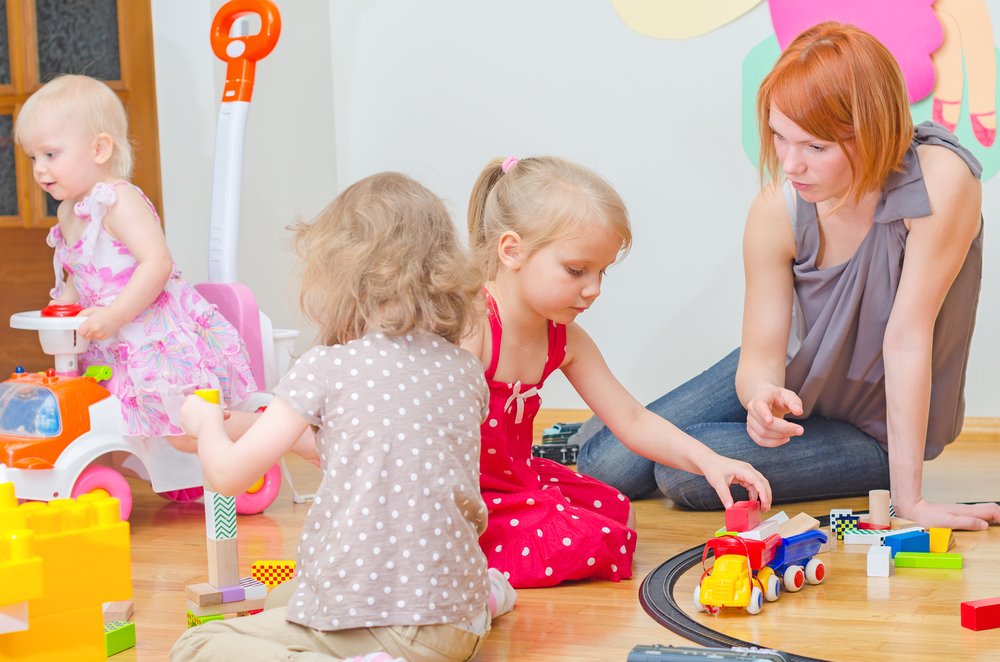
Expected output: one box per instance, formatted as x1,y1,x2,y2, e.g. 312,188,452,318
757,22,913,202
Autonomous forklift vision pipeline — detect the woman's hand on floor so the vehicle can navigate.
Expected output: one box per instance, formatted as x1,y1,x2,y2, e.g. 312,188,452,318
901,498,1000,530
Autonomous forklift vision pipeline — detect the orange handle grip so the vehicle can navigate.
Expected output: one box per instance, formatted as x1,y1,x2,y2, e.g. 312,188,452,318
210,0,281,103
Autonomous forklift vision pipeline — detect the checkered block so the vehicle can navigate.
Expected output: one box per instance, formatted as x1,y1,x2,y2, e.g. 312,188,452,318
251,560,296,589
830,510,860,539
187,610,225,629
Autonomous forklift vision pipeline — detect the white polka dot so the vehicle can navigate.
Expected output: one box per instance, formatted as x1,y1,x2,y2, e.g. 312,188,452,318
510,519,519,526
522,547,530,556
562,538,572,546
495,544,502,552
587,558,595,566
594,500,602,508
489,419,498,427
545,567,553,576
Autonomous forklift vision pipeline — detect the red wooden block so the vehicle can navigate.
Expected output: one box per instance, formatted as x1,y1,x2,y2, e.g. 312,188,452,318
725,501,760,533
858,521,891,530
961,597,1000,631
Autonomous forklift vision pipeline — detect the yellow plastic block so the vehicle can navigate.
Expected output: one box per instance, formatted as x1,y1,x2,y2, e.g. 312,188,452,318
928,527,956,553
0,604,105,662
251,560,296,588
0,530,43,606
0,483,131,661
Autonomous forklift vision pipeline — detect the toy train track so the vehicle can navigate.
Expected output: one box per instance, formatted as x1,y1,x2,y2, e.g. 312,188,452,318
638,515,833,662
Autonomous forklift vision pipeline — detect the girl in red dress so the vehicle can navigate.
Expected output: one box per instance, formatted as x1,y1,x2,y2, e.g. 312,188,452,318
464,156,774,588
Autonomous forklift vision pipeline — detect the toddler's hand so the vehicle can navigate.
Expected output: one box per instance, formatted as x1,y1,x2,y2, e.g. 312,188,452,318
746,385,804,448
180,394,227,441
701,455,772,511
77,306,123,341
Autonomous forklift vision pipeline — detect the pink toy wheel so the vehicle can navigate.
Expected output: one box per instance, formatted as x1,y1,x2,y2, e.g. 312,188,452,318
235,463,281,515
158,487,205,503
71,465,133,521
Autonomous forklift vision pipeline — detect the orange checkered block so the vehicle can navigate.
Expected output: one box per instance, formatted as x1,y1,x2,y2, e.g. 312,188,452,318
251,560,296,589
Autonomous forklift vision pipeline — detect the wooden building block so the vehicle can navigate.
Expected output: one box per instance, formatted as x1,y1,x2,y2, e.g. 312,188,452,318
186,596,267,617
843,528,884,545
889,516,919,530
778,513,820,539
816,530,835,554
737,518,780,541
893,552,963,569
763,511,789,526
102,599,134,624
185,583,224,607
207,537,239,589
252,560,297,589
104,620,136,656
868,489,891,527
239,576,268,600
220,585,246,603
187,610,225,629
961,597,1000,631
884,530,930,558
725,501,760,533
867,545,892,577
929,528,956,553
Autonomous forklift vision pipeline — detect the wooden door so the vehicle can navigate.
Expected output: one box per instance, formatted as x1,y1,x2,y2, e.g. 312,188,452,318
0,0,160,374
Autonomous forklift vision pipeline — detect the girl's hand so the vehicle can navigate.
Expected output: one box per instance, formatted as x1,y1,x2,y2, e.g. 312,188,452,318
700,454,773,510
77,306,123,341
746,385,804,447
896,498,1000,531
180,394,228,440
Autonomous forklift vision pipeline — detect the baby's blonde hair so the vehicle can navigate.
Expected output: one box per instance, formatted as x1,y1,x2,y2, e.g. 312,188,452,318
14,75,133,179
467,156,631,280
291,172,482,347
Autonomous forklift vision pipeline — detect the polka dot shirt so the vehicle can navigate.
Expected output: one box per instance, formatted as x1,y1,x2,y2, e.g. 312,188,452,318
274,332,491,631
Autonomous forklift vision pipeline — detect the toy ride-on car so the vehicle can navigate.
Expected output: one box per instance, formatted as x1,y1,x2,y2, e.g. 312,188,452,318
695,533,783,615
2,307,283,521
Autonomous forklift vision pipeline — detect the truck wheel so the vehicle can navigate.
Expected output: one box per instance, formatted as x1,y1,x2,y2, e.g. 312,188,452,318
805,558,826,585
783,565,804,592
71,465,132,521
764,573,781,601
746,586,763,615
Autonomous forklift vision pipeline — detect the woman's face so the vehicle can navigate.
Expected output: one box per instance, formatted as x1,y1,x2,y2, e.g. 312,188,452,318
770,105,853,204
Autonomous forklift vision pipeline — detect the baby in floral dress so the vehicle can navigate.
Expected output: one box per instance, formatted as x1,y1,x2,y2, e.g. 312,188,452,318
14,75,255,445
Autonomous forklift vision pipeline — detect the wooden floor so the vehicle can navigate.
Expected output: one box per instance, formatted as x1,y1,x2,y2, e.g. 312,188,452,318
118,439,1000,661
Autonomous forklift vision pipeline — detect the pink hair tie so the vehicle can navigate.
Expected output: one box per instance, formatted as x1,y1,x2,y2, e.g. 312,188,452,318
501,157,519,174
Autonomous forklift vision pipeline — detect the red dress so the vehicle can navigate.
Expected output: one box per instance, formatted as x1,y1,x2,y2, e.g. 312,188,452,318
478,292,636,588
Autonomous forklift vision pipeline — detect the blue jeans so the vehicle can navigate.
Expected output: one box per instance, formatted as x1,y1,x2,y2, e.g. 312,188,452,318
573,348,890,510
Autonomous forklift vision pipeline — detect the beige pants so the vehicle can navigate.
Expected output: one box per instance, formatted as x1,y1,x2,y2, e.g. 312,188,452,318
170,607,491,662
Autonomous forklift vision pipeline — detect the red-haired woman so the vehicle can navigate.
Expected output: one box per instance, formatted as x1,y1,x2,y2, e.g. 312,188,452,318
575,22,1000,530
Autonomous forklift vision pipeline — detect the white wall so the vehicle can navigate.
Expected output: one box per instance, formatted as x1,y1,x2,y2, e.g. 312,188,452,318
151,0,338,350
152,0,1000,417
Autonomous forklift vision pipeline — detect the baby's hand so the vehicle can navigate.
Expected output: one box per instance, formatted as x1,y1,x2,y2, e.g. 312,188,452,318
180,394,227,441
77,306,123,341
700,454,772,511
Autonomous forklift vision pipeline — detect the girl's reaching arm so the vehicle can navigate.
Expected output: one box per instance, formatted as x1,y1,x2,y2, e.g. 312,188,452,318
561,324,772,509
736,181,803,447
883,144,999,530
77,186,173,340
181,395,310,496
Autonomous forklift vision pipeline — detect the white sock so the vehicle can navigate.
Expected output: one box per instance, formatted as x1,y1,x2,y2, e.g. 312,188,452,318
487,567,518,617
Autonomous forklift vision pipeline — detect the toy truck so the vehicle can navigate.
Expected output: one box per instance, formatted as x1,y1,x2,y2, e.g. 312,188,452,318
766,530,828,592
695,534,783,615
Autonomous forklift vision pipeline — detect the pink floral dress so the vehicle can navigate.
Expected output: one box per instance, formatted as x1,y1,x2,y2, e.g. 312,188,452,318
478,291,636,588
46,182,256,436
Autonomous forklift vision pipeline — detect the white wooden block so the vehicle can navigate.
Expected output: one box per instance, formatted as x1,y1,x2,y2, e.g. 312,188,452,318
843,529,884,545
763,511,789,526
239,576,268,600
737,518,781,541
816,529,835,554
867,545,892,577
0,602,28,634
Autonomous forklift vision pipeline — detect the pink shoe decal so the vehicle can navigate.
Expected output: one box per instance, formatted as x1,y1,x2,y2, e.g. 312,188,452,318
971,111,996,147
932,98,960,133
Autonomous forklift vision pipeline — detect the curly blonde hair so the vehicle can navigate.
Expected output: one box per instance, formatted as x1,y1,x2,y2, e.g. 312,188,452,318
291,172,481,347
14,74,134,179
467,156,631,281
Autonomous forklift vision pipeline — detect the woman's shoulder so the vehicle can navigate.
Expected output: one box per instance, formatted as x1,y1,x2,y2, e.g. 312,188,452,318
745,179,797,259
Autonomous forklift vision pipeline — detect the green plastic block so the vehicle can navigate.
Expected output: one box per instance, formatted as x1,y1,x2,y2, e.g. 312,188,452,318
893,552,963,569
105,620,136,656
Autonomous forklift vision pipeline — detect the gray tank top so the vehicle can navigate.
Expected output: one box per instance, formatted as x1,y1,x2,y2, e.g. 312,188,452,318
783,122,983,460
